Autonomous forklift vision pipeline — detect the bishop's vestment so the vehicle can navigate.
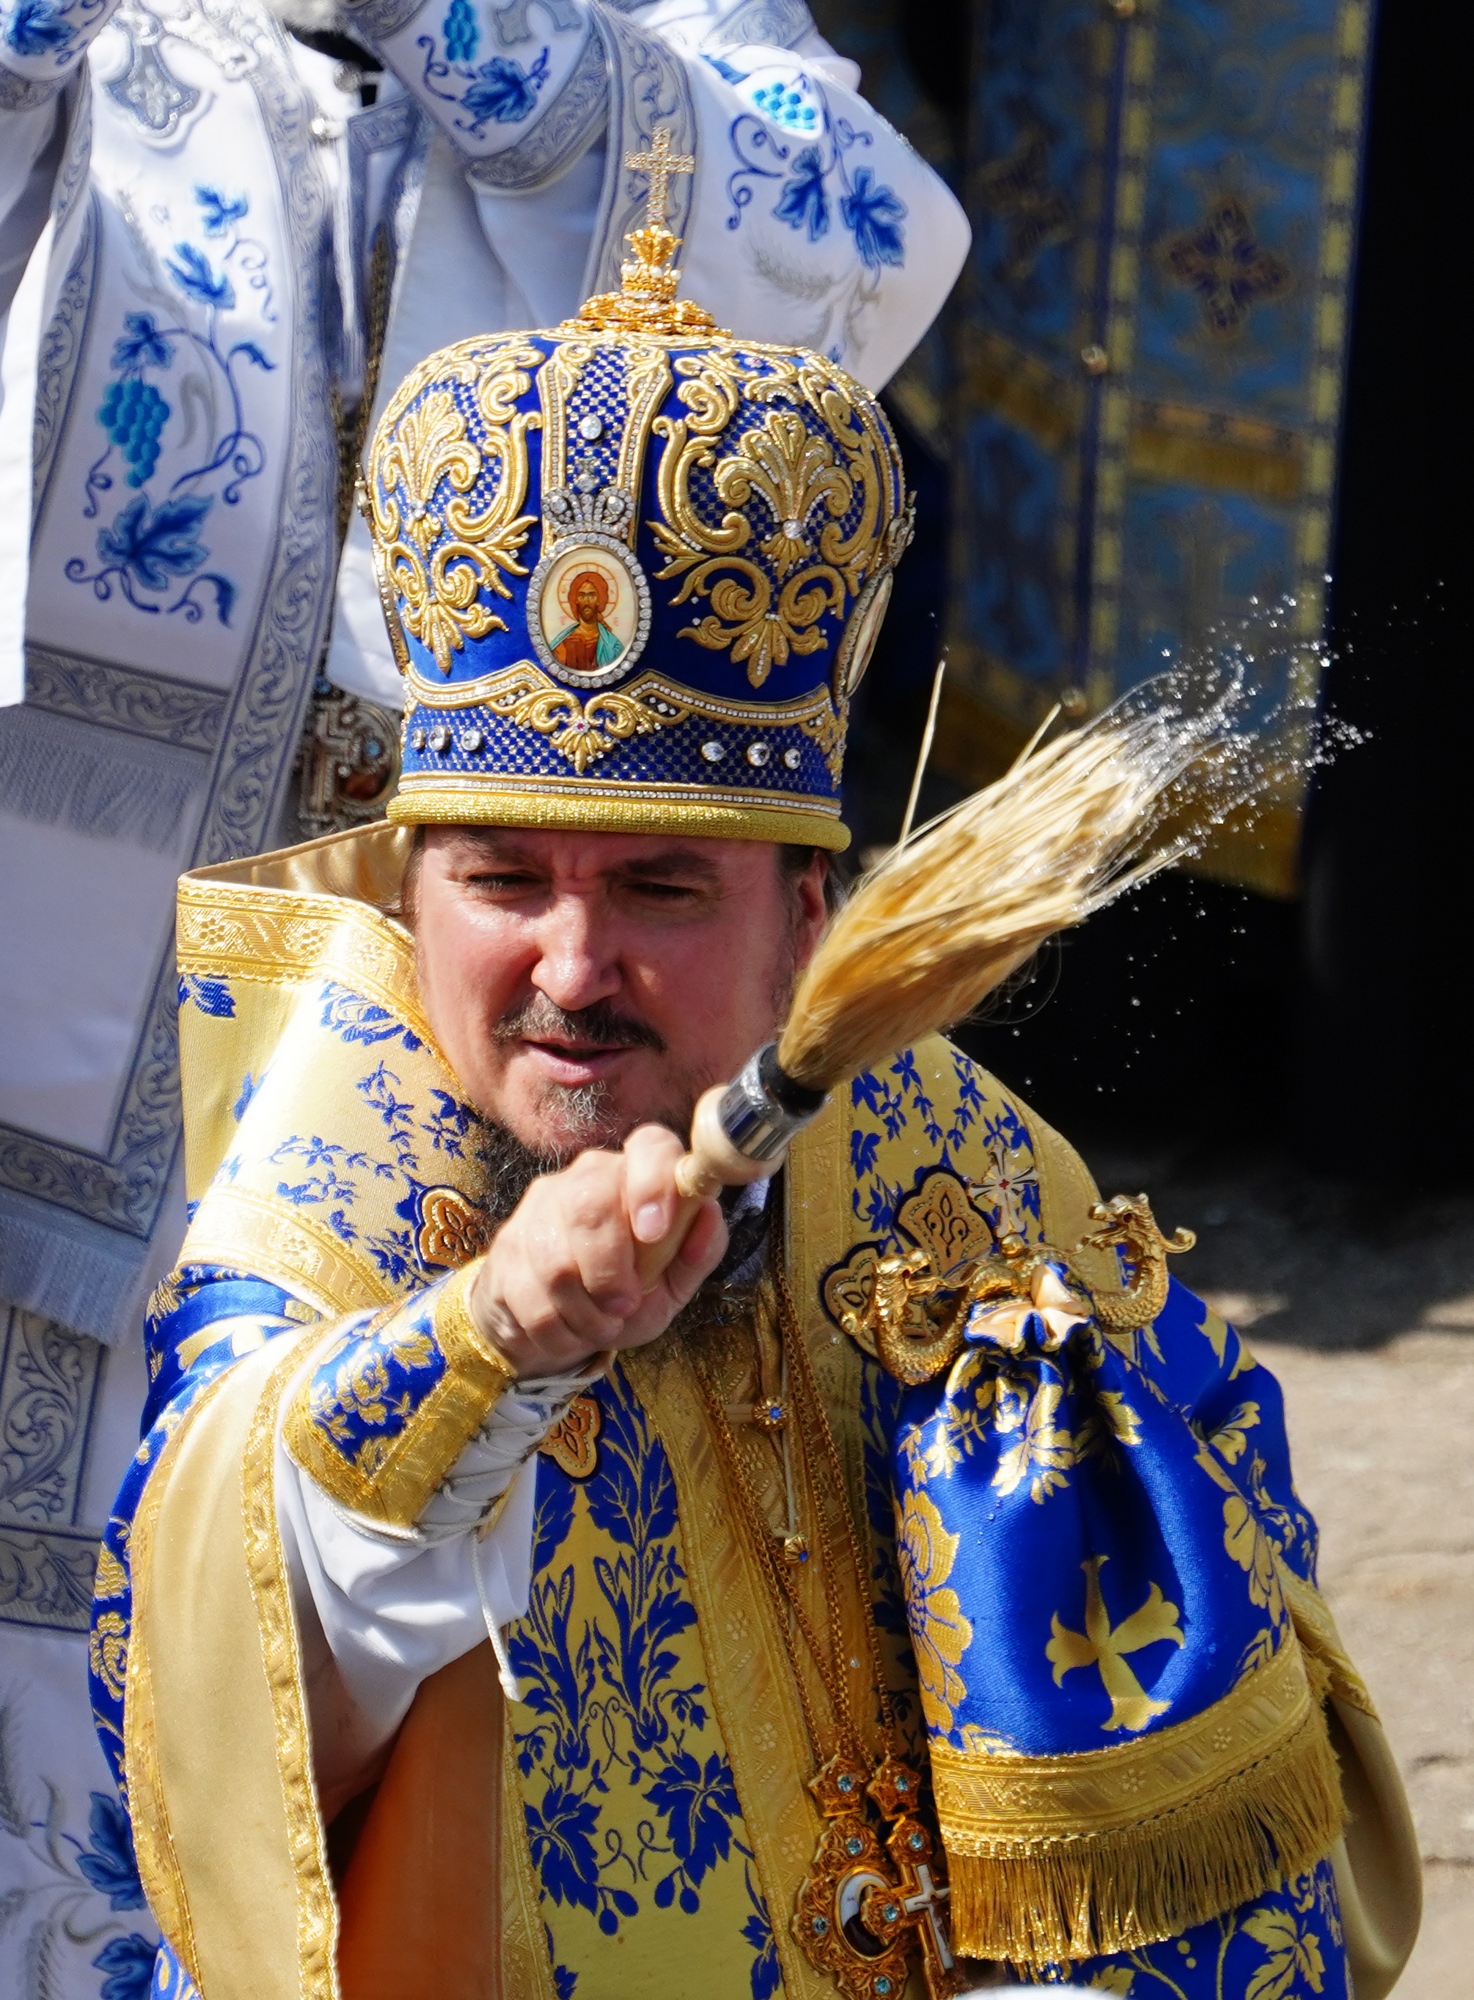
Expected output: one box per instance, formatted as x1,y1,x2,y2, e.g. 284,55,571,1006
90,826,1419,2000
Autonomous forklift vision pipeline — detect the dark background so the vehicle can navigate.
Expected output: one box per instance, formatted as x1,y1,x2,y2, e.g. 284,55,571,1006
843,0,1471,1181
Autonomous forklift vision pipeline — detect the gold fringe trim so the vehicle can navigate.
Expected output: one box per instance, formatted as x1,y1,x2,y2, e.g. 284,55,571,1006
934,1635,1345,1968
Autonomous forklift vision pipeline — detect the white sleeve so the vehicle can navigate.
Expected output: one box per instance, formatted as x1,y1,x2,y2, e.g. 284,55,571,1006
279,1365,589,1817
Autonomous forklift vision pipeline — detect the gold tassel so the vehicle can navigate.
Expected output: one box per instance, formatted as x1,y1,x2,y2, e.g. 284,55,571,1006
942,1678,1344,1970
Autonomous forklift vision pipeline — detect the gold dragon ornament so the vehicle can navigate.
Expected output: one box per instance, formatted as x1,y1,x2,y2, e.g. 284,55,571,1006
839,1185,1196,1387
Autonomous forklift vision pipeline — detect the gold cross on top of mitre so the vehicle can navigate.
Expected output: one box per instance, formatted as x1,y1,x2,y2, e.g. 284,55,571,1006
573,125,720,336
626,126,696,232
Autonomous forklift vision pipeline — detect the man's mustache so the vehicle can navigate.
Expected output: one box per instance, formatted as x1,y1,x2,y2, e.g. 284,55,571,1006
492,994,667,1054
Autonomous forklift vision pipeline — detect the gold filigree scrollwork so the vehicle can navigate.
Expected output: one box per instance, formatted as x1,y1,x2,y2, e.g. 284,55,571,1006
368,345,543,676
538,338,596,500
649,348,903,687
799,693,846,784
482,664,691,773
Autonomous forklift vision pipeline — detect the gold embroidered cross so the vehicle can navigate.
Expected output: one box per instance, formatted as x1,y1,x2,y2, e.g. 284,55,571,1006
1045,1555,1184,1732
626,126,696,231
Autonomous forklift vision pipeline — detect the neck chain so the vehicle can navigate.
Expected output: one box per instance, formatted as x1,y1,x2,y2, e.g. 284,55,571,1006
693,1267,966,2000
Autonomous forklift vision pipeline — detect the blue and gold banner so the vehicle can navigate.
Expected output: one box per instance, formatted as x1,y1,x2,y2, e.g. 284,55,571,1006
813,0,1374,892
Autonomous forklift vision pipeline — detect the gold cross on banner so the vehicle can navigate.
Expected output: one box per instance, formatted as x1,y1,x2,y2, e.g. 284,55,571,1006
625,126,696,231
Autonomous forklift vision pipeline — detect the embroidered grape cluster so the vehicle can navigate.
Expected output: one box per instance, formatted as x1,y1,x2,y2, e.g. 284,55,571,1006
442,0,478,62
97,378,170,487
751,79,818,131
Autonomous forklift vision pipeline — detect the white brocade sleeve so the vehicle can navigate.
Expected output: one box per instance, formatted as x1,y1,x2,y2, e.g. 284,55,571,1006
278,1366,589,1817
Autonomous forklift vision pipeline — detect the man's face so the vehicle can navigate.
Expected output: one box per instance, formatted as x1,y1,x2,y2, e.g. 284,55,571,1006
412,828,829,1160
574,584,600,623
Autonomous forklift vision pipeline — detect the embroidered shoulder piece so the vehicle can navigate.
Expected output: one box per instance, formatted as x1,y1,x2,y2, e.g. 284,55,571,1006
283,1260,516,1526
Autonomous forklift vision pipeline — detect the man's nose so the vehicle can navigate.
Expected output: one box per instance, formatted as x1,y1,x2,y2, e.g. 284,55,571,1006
529,894,621,1012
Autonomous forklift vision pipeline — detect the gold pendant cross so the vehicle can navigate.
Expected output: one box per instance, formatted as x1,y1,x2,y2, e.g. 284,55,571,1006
625,126,696,231
882,1824,960,1999
796,1753,966,2000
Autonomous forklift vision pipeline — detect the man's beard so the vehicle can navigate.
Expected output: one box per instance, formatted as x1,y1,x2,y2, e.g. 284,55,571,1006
480,993,696,1210
469,995,781,1308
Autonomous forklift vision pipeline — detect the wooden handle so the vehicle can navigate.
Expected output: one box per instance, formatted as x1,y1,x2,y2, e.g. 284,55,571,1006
633,1082,785,1289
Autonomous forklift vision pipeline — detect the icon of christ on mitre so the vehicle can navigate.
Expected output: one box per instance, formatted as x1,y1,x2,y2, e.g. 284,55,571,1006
93,147,1419,2000
552,570,625,675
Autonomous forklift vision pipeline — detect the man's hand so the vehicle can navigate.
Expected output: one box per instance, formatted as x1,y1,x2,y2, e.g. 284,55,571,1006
467,1124,727,1377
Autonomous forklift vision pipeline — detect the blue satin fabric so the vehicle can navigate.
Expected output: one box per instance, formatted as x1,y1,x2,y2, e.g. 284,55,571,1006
884,1268,1346,1996
891,1272,1314,1754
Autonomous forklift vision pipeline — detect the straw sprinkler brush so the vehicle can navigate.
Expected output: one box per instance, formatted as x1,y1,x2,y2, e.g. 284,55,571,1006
636,670,1265,1281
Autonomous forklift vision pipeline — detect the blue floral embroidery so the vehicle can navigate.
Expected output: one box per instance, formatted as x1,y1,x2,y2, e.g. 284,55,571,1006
177,971,236,1017
73,1791,146,1909
772,144,828,241
75,492,217,614
841,166,907,270
319,982,426,1052
111,311,174,372
740,1861,781,2000
418,33,551,138
727,73,907,271
6,0,74,57
508,1373,765,1960
847,1047,990,1235
92,1933,158,2000
165,241,235,310
69,187,275,624
195,184,249,237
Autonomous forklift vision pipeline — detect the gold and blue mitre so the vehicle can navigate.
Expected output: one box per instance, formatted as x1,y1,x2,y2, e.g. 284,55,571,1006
363,142,909,850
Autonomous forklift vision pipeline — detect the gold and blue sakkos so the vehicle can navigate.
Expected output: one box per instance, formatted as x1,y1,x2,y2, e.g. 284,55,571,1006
363,140,910,851
89,830,1420,2000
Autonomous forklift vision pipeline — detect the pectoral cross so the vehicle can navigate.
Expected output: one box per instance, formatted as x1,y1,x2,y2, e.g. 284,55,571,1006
900,1856,956,1993
625,126,696,232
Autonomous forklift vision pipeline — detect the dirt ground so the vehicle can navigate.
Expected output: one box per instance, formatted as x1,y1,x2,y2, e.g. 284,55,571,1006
1082,1140,1474,1995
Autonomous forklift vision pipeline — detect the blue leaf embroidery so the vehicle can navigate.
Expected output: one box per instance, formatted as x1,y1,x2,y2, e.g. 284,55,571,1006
840,166,907,269
166,242,236,311
91,1934,157,2000
6,0,75,56
97,492,211,593
178,972,235,1017
110,312,174,373
773,144,830,241
195,184,249,236
458,45,550,127
74,1791,146,1910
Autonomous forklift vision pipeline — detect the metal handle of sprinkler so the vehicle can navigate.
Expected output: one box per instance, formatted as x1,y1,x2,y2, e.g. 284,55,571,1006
634,1045,827,1284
